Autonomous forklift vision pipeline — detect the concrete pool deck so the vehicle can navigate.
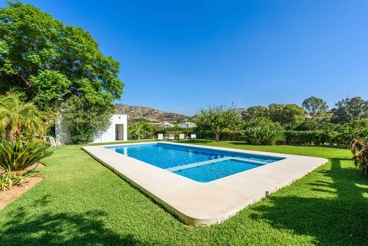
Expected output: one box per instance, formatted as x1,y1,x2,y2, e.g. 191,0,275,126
83,142,328,226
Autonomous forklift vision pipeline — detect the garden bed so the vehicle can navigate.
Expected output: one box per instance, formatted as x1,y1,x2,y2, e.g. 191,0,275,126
0,163,45,210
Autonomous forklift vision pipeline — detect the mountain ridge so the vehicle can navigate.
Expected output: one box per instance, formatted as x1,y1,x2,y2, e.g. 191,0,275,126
115,104,246,123
115,104,190,123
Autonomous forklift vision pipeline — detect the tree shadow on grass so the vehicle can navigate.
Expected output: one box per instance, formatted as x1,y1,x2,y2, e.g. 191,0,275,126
248,158,368,244
0,205,153,245
227,141,247,145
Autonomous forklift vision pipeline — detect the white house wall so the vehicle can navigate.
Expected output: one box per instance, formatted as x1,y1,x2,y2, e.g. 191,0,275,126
55,117,72,144
56,114,128,144
92,114,128,143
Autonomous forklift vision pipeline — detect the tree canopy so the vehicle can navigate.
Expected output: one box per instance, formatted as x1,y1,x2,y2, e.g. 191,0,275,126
268,103,305,126
0,1,124,112
196,104,240,142
302,96,329,119
241,106,269,121
60,96,115,144
331,96,368,123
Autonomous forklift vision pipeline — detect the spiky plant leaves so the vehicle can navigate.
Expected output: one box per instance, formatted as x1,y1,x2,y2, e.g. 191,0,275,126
0,141,53,171
0,166,32,191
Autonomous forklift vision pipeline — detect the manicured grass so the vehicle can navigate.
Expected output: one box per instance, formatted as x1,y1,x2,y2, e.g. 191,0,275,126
1,141,367,245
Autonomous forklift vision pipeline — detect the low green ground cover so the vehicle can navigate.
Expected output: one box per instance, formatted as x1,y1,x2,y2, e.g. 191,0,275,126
0,141,367,245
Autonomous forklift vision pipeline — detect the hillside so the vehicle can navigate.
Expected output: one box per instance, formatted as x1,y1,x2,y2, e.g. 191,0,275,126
235,108,247,115
115,104,189,123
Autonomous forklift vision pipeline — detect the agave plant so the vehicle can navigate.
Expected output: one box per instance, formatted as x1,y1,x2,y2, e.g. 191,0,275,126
350,138,368,175
0,141,53,171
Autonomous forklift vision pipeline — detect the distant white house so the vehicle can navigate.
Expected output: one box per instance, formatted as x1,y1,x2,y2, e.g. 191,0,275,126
55,114,128,144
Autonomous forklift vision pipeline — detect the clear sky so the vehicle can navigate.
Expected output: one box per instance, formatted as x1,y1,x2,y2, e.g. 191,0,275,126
2,0,368,116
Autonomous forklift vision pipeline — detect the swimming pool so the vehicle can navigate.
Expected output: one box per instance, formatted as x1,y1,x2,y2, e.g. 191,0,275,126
83,142,327,225
105,143,284,182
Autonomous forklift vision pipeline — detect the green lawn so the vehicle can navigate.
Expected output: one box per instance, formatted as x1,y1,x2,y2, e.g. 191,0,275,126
0,141,367,245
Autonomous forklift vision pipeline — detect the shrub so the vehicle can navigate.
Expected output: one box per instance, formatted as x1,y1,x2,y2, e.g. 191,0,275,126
128,121,153,140
32,137,51,147
284,130,327,146
0,167,29,191
284,122,368,147
70,124,95,144
292,119,320,131
350,138,368,175
241,118,284,145
0,141,53,171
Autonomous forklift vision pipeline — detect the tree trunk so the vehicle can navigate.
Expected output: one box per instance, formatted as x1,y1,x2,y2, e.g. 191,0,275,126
215,133,220,142
5,124,13,142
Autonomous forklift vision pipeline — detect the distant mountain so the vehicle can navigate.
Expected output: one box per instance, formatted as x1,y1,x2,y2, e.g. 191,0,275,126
115,104,190,123
115,104,246,123
235,108,247,115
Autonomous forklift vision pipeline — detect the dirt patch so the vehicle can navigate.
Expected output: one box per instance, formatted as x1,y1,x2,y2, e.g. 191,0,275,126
0,163,45,210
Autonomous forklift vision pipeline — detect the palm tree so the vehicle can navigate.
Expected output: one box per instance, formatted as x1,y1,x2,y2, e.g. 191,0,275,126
0,92,42,142
128,121,152,140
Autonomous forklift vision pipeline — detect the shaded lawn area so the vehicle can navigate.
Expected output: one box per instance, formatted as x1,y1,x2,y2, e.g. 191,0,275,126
0,141,367,245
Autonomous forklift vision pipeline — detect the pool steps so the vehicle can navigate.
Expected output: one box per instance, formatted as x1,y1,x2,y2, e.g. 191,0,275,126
165,157,265,172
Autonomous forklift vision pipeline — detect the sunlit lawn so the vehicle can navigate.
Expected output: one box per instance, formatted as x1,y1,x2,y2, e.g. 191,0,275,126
0,140,367,245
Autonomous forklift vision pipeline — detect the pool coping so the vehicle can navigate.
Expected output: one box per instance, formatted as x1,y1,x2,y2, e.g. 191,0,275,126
83,142,328,226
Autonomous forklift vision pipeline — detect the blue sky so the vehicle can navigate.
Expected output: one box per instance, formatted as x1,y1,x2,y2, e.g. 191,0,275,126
2,1,368,116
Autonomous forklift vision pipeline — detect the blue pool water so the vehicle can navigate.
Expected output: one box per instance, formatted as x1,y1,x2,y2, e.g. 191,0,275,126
106,143,283,182
173,159,263,182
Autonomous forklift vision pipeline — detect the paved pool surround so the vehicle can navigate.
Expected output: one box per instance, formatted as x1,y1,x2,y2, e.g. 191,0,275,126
83,142,328,226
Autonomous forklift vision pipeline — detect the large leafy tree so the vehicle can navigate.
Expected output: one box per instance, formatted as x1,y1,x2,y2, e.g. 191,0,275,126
196,104,240,142
348,97,368,120
227,110,243,140
268,103,306,126
331,96,368,123
330,97,350,124
302,96,329,119
60,96,115,144
241,105,269,121
0,1,123,113
0,92,42,141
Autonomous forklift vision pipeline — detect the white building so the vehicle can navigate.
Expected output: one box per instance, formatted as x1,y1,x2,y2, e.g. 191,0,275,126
55,114,128,144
